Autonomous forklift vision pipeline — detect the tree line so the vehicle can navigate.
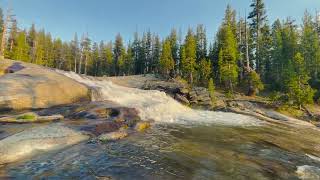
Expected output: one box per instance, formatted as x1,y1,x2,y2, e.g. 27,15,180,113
0,0,319,108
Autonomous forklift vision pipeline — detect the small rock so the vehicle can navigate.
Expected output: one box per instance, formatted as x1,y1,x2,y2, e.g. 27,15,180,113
98,131,128,142
135,122,151,132
175,94,190,105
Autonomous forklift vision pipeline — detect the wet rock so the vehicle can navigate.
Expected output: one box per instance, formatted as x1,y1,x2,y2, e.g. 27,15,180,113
135,122,151,132
98,131,128,142
0,124,89,165
189,87,212,108
175,94,190,105
69,104,141,136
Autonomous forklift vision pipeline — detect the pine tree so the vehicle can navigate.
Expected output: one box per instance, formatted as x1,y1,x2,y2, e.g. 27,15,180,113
159,39,174,77
270,19,283,89
196,24,207,62
71,33,79,73
34,29,46,65
259,24,272,82
198,58,212,86
27,23,37,63
217,6,239,93
91,42,100,76
301,11,320,81
287,53,315,108
132,32,142,74
44,33,54,67
169,29,179,72
104,41,113,76
183,28,197,84
125,43,134,75
208,78,216,104
113,33,124,76
246,71,264,96
6,18,17,59
248,0,268,73
80,34,91,75
53,38,63,69
151,35,161,73
13,31,30,62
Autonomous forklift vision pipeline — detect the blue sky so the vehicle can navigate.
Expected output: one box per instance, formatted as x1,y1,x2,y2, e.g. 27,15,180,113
0,0,319,43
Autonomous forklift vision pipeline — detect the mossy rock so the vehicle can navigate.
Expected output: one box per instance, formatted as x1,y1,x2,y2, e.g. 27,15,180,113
17,113,38,121
0,112,63,123
135,122,151,132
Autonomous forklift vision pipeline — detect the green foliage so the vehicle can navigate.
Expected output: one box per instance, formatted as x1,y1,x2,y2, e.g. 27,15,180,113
182,29,197,84
159,39,174,76
198,58,212,86
17,114,36,121
217,7,239,94
287,53,315,107
246,71,264,96
13,31,30,62
208,78,216,104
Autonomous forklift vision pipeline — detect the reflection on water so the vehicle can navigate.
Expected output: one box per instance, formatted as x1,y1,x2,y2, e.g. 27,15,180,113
3,123,320,180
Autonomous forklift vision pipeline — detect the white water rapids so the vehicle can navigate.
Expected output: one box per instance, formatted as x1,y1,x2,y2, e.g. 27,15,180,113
60,71,261,126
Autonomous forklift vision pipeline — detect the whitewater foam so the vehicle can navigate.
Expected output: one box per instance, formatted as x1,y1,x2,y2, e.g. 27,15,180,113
59,71,261,126
297,165,320,179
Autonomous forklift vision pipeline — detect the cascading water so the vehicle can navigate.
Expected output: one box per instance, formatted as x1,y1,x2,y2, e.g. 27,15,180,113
59,71,261,126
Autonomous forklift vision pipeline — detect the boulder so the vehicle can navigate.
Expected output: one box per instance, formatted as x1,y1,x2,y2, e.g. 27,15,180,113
0,60,90,111
0,124,89,165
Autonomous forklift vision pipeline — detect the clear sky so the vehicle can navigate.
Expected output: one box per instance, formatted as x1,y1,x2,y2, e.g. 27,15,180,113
0,0,319,43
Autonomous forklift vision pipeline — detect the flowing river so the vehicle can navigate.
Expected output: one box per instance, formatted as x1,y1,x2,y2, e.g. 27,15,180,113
2,72,320,179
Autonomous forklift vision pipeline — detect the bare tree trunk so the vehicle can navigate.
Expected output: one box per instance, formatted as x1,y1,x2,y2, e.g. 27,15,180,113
84,55,87,75
74,56,77,73
245,13,251,72
0,9,11,58
79,53,82,74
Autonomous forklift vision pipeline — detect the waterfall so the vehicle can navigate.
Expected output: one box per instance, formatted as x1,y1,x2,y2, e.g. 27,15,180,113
59,71,261,126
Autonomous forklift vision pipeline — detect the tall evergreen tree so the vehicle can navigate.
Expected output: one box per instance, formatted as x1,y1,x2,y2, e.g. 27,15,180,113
71,33,79,73
217,6,239,93
159,39,174,77
287,53,315,108
151,35,161,73
27,23,36,63
169,29,179,72
182,28,197,84
13,31,30,62
113,33,124,76
301,11,320,81
6,18,17,59
44,33,54,67
34,29,46,65
248,0,268,73
80,34,91,75
196,24,207,62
